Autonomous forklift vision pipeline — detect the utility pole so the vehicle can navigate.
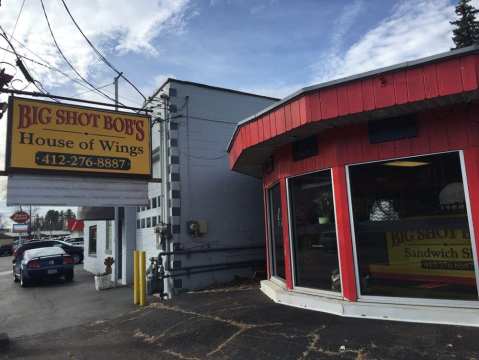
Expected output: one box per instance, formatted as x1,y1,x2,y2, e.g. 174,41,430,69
114,72,122,111
113,72,122,286
29,204,32,239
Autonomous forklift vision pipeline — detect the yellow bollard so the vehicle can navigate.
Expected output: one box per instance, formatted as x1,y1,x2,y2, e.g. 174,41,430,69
133,250,139,305
139,251,146,306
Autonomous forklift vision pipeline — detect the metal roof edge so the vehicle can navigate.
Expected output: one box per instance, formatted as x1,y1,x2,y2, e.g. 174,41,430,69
145,78,280,107
227,45,479,152
166,78,281,101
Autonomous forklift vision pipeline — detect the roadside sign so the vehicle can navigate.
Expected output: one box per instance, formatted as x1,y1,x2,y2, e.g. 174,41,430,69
10,210,30,223
12,223,28,233
6,97,152,179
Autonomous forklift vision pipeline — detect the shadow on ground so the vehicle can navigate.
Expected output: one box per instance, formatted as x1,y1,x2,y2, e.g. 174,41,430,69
3,285,479,359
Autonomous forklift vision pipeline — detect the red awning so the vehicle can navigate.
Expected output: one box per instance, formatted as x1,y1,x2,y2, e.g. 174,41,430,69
67,219,84,232
228,46,479,177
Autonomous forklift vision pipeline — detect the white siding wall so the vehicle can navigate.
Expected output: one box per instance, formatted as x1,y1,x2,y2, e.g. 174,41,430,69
83,220,115,280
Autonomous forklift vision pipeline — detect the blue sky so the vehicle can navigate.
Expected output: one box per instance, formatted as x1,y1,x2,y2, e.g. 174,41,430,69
0,0,474,220
0,0,468,103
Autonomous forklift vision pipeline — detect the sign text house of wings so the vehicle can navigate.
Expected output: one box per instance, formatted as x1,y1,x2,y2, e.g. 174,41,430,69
6,97,151,179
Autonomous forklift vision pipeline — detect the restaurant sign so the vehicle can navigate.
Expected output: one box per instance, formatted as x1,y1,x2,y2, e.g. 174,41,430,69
369,228,475,285
6,97,151,178
10,210,30,223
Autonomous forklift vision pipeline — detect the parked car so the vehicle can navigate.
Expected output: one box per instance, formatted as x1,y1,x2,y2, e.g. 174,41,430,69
63,237,84,247
13,247,74,287
13,240,84,265
0,238,13,256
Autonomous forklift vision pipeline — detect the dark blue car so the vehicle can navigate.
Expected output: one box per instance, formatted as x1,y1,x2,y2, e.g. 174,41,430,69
13,247,74,287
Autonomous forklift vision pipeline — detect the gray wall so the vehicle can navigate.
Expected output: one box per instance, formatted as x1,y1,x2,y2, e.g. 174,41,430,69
170,82,275,290
88,80,277,293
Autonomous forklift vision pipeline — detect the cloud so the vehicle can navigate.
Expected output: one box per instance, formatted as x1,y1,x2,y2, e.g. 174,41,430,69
0,0,191,93
242,81,306,99
330,0,364,51
313,0,456,83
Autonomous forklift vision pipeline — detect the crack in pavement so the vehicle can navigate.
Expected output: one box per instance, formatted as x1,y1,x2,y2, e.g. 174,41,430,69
162,349,201,360
131,302,283,357
148,302,281,329
133,329,160,344
298,331,320,360
297,328,366,360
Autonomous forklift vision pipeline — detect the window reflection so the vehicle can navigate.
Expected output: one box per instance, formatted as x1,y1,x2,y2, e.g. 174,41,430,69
349,152,478,300
289,170,341,292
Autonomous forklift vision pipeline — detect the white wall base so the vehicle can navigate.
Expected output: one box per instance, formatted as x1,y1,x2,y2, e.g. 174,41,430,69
260,280,479,327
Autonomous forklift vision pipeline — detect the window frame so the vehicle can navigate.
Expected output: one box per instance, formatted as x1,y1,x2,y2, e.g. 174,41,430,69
105,220,112,255
346,150,479,308
286,168,344,299
266,181,286,285
88,225,97,256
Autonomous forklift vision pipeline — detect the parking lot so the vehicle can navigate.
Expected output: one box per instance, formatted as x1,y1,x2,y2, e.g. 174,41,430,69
0,254,134,338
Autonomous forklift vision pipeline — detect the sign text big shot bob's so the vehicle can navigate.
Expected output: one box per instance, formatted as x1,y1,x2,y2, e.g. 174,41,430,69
7,97,152,178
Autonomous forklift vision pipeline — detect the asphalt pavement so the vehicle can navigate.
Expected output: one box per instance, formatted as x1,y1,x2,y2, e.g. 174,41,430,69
3,282,479,359
0,254,134,338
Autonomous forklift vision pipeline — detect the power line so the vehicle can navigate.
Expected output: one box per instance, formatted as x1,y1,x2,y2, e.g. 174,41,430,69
7,39,133,103
59,0,147,102
0,41,94,93
1,44,142,106
0,25,58,101
8,0,25,42
39,0,126,106
73,81,112,97
0,0,25,63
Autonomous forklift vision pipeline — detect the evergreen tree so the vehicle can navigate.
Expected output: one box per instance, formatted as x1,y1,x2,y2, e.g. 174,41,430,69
451,0,479,49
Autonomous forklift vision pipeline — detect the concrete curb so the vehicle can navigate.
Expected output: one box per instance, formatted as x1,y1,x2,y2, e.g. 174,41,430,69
0,333,9,350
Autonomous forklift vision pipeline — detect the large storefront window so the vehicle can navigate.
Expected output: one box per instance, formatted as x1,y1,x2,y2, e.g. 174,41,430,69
289,170,341,292
349,152,478,301
268,184,285,279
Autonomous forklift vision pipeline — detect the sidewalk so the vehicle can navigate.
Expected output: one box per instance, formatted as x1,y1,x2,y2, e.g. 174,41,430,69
3,285,479,359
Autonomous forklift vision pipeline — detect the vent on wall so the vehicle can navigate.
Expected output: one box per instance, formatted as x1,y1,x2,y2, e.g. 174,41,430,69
368,115,417,144
292,135,318,161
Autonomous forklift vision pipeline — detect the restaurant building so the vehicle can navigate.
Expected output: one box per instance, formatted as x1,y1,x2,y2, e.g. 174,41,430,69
228,45,479,326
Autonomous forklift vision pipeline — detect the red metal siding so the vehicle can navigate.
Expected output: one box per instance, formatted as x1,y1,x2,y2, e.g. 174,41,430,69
263,104,478,185
280,178,293,289
423,64,439,99
332,166,358,301
463,147,479,272
309,92,322,122
461,55,478,91
291,99,301,129
347,81,363,114
437,58,463,96
262,103,479,302
406,68,425,102
393,71,408,104
229,54,479,166
373,74,396,108
320,87,339,119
